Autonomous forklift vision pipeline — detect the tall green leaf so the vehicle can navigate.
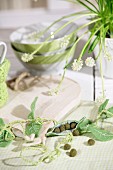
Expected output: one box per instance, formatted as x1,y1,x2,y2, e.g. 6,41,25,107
28,97,38,120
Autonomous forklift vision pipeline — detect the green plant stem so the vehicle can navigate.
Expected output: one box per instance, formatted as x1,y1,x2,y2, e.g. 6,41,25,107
64,30,89,69
38,10,90,38
55,59,68,95
67,0,98,13
75,17,101,34
100,39,105,98
78,24,105,61
95,39,102,60
31,13,97,56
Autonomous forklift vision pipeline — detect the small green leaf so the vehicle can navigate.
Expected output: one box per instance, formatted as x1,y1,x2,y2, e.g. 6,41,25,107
0,129,14,147
28,97,38,120
0,131,5,142
0,140,12,147
88,125,113,141
0,118,5,128
98,99,109,113
25,121,42,137
5,130,15,141
77,117,92,133
108,106,113,114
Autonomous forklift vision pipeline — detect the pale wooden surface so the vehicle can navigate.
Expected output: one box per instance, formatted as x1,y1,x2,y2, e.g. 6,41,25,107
0,76,81,122
0,8,113,102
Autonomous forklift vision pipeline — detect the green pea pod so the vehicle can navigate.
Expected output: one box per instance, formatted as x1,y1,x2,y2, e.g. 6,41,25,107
88,36,100,54
46,120,79,137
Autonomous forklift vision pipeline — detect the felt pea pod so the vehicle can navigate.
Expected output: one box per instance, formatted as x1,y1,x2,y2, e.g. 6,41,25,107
46,120,79,137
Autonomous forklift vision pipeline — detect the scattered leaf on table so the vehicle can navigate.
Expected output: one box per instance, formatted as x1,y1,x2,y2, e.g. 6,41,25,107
88,125,113,141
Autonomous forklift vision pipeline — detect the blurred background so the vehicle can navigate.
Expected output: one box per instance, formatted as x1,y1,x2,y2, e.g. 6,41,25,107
0,0,74,10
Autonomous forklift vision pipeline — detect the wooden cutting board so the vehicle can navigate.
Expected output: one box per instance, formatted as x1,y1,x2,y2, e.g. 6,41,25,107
0,76,81,123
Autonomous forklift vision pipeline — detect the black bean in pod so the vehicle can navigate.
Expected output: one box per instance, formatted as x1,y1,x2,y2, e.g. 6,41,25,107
70,122,77,129
69,149,77,157
65,123,71,130
54,127,61,133
72,129,80,136
64,144,71,150
60,125,66,132
88,139,95,146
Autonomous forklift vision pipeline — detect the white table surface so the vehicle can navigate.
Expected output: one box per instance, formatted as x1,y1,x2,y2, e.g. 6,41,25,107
0,8,113,102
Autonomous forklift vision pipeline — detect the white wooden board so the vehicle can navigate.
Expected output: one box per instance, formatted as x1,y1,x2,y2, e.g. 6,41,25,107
0,76,81,123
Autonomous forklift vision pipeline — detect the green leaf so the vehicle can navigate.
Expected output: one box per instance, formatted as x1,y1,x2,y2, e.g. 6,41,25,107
88,125,113,141
0,140,12,147
28,97,38,120
102,107,113,118
98,99,109,113
88,36,100,53
25,121,42,137
0,129,14,147
5,130,15,141
108,106,113,114
0,131,5,142
0,118,5,128
77,117,92,133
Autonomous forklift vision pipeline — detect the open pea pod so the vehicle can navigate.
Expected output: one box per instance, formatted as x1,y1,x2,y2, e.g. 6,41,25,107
46,120,79,137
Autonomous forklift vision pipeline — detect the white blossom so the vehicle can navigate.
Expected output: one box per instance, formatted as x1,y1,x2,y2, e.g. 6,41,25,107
51,32,55,39
48,88,59,96
21,53,33,62
59,36,70,49
71,59,83,71
85,57,96,67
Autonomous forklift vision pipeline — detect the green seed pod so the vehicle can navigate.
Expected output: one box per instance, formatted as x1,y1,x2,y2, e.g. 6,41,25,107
46,120,78,137
60,125,66,132
88,139,95,146
72,129,80,136
64,144,71,150
69,149,77,157
54,127,61,133
65,123,71,130
47,128,53,133
70,122,77,129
